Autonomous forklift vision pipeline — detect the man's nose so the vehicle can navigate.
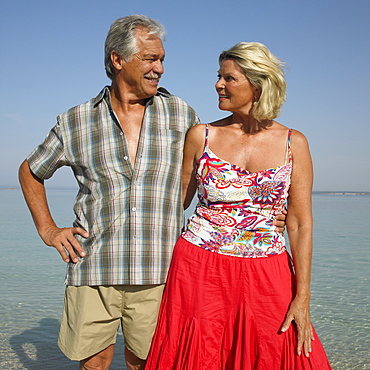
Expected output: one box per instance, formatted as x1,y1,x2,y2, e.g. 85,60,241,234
153,60,164,74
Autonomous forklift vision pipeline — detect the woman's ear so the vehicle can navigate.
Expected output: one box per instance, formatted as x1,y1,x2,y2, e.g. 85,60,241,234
254,87,262,101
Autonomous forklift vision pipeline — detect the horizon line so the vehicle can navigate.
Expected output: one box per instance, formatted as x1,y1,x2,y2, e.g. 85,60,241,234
1,187,370,194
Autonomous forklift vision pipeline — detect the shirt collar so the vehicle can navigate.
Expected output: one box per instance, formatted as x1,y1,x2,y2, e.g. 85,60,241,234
92,86,172,109
92,86,111,108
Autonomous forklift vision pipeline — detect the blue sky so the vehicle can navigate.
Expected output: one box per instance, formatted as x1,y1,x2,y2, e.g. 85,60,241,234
1,0,369,191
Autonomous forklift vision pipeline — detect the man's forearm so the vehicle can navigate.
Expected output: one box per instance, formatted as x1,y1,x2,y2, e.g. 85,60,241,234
18,160,56,234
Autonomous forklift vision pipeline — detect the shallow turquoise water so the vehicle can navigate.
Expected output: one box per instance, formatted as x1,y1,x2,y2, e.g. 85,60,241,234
0,189,369,369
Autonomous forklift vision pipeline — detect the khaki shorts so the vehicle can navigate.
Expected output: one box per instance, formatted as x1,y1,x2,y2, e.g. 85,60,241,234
58,284,164,361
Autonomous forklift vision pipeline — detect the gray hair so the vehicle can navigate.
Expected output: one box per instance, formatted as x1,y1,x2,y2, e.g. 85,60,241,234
104,15,166,80
219,42,286,122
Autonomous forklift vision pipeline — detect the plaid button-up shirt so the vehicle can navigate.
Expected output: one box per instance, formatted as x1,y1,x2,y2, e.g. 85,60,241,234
27,87,199,285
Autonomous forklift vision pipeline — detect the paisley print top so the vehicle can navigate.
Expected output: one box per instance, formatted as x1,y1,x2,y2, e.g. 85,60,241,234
182,124,292,258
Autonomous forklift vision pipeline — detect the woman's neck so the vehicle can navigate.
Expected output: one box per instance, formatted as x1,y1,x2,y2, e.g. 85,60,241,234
230,113,272,135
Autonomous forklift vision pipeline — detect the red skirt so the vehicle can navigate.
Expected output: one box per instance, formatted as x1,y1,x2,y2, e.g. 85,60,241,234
146,237,331,370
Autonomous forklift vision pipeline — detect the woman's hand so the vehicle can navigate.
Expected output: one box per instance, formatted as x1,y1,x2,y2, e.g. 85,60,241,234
281,296,314,357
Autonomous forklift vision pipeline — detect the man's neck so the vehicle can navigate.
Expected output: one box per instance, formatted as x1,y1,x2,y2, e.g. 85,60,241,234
108,83,150,167
109,83,149,115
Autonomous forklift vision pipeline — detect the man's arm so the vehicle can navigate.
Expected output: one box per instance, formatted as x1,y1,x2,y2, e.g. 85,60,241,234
18,160,88,263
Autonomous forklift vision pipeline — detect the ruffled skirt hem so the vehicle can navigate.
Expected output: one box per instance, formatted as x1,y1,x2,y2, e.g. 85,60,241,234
146,237,331,370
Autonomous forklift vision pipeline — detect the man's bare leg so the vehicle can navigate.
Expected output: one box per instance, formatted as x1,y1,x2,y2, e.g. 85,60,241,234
79,344,115,370
125,347,146,370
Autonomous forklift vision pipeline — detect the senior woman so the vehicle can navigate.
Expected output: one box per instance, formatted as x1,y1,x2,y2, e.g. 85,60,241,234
146,42,331,369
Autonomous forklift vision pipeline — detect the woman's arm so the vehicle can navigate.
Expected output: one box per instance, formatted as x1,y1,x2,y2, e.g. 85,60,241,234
182,124,206,209
281,129,314,357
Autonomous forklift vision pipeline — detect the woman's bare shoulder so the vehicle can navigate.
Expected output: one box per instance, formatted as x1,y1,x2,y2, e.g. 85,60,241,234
187,122,207,139
273,121,308,144
290,128,309,146
270,120,289,132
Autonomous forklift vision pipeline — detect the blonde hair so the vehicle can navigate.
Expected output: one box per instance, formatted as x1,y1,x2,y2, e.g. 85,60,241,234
219,42,286,121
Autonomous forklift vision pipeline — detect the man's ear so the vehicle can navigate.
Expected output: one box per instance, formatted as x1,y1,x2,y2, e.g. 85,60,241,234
110,51,123,71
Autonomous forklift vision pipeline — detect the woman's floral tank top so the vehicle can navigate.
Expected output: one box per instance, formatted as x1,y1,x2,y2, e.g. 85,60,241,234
182,124,292,258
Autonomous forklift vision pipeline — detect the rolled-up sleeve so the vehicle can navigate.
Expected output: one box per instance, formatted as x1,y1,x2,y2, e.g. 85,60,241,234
27,121,68,180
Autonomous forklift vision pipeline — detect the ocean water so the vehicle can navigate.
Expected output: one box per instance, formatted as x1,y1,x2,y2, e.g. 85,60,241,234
0,188,369,370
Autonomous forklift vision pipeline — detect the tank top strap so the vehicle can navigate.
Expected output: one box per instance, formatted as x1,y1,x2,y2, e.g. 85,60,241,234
205,123,209,148
285,128,293,164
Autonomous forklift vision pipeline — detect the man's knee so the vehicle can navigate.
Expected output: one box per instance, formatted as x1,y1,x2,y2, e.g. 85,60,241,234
79,344,115,370
125,347,146,370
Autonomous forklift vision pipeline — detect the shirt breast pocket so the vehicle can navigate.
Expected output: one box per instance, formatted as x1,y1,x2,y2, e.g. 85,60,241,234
141,128,185,189
146,128,185,167
160,128,184,164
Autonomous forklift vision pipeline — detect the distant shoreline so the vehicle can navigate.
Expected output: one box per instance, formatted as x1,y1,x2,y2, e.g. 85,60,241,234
2,187,370,196
313,191,370,196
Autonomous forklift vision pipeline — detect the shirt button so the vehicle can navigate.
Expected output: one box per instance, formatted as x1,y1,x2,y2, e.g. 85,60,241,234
133,236,137,240
124,156,128,160
120,132,123,136
132,207,137,212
